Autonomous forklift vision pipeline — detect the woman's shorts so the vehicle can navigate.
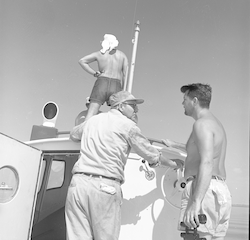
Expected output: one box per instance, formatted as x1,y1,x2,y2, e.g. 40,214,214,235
90,77,122,105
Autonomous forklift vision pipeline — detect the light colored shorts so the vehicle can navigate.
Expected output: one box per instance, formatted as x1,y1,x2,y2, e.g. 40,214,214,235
179,178,232,238
90,77,122,105
65,173,122,240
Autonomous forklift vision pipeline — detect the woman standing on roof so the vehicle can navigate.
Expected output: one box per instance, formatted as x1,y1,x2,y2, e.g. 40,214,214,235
78,34,129,122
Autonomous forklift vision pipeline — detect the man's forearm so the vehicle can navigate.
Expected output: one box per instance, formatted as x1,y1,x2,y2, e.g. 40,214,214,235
70,123,85,142
162,139,186,151
192,164,212,203
173,141,186,151
159,153,178,168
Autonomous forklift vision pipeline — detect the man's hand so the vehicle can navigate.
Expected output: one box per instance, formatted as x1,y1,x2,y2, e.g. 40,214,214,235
70,134,81,142
171,158,184,170
162,139,174,147
183,201,201,229
70,121,86,142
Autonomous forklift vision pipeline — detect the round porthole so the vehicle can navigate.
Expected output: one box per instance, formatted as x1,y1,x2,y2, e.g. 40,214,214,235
0,166,19,203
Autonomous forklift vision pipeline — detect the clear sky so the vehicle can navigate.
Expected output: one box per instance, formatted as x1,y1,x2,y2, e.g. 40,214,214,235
0,0,249,204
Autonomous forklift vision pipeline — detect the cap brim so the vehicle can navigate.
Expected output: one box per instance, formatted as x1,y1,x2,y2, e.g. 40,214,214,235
124,99,144,104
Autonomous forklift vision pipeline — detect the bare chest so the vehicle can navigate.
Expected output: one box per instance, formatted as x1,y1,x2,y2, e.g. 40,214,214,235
184,133,200,176
186,133,199,161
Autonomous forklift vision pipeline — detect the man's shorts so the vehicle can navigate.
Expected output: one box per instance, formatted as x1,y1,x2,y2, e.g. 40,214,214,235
179,178,232,238
90,77,122,105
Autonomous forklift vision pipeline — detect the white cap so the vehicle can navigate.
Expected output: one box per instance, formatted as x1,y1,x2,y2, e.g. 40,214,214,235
100,34,119,54
109,91,144,107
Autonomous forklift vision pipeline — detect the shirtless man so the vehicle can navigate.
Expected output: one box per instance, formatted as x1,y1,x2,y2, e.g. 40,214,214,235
79,34,128,121
163,83,232,240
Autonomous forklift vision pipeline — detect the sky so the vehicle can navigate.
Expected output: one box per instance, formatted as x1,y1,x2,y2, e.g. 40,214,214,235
0,0,249,204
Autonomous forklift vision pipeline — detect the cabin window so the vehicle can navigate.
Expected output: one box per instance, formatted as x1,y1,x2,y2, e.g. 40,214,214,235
47,160,65,189
38,160,46,192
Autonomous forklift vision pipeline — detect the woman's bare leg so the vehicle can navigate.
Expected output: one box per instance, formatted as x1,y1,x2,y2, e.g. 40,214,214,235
84,102,101,121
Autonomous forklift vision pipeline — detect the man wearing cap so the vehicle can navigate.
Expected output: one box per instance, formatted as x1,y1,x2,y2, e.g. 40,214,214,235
65,90,184,240
78,34,128,122
163,83,231,239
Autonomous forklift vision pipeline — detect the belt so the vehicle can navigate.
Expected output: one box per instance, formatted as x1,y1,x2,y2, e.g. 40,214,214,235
75,172,121,184
186,175,225,183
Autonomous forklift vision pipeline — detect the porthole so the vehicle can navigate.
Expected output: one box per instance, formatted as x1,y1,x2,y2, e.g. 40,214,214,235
0,166,19,203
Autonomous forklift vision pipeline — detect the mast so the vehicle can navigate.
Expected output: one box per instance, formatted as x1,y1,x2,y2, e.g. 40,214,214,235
127,20,140,93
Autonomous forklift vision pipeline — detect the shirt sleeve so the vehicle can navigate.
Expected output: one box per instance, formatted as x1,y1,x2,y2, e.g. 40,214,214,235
70,122,86,142
127,125,160,165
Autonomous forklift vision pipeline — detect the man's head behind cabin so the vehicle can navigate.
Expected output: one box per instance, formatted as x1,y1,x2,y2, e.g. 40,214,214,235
181,83,212,109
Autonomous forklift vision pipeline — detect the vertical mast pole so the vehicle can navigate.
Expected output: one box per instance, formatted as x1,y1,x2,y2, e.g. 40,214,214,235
127,20,140,93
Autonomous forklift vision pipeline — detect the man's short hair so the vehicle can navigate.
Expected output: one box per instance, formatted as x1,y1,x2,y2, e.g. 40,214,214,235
181,83,212,108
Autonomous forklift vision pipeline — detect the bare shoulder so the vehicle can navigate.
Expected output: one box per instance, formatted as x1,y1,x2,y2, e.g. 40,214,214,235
80,51,100,61
93,51,103,58
193,117,214,134
194,115,223,135
194,117,209,128
116,49,127,58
